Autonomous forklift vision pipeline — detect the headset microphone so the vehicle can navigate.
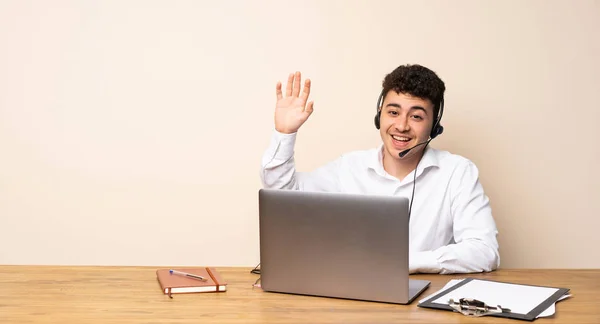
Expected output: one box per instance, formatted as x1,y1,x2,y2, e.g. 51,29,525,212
398,139,432,158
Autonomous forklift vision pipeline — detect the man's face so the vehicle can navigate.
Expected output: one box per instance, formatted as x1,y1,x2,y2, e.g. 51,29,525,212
378,91,435,161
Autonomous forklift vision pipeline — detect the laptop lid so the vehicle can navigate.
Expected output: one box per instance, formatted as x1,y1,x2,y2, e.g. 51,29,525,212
258,189,429,304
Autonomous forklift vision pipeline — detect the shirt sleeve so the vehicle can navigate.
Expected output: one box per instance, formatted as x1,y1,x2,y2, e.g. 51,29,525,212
410,160,500,274
260,130,340,192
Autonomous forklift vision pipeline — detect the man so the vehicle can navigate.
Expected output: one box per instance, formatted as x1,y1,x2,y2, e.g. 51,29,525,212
260,64,499,274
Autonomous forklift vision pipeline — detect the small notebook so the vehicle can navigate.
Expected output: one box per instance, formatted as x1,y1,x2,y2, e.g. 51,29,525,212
156,267,227,298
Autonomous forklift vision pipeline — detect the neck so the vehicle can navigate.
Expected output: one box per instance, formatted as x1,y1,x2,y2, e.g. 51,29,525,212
382,147,426,181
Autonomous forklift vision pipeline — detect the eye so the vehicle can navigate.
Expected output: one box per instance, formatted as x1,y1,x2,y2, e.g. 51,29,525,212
388,110,399,116
411,114,424,120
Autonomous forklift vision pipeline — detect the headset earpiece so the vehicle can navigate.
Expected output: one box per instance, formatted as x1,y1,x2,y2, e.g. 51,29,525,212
374,91,384,129
430,124,443,139
429,97,445,139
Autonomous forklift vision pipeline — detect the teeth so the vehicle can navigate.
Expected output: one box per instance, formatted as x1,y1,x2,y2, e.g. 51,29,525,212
392,135,410,142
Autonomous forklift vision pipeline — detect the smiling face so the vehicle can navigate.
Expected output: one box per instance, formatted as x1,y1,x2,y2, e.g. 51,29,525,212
378,91,435,163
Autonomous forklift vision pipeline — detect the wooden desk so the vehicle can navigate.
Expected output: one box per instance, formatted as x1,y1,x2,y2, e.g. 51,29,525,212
0,266,598,323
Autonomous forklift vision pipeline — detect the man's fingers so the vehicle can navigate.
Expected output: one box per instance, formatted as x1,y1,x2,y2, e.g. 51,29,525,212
285,73,293,96
304,101,314,115
301,79,311,103
292,71,301,97
276,81,283,100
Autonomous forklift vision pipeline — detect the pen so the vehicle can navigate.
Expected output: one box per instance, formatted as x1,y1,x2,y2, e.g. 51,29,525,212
169,269,208,281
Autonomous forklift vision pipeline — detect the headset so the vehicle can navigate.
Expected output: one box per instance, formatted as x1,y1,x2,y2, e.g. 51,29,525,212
373,89,445,219
373,89,444,139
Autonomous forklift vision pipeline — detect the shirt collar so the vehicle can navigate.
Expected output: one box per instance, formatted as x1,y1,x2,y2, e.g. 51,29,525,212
368,144,440,177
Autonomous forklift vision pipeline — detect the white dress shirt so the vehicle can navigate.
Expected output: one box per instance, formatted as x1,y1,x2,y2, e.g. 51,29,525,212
260,130,500,274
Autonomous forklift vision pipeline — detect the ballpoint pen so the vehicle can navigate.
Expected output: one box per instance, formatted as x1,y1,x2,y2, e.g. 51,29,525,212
169,269,208,282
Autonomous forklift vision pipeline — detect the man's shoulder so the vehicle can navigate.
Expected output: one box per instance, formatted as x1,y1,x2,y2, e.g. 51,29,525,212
429,147,478,171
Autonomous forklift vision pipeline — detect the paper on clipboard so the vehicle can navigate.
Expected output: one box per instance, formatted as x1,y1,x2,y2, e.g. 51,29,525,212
419,279,571,318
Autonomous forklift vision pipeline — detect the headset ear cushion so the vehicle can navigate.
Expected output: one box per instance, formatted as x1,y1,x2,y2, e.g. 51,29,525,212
375,91,385,130
430,124,444,139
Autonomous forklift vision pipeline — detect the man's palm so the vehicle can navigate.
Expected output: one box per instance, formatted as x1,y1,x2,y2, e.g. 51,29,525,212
274,72,314,134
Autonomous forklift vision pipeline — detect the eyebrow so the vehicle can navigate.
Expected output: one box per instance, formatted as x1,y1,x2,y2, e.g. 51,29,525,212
385,103,428,115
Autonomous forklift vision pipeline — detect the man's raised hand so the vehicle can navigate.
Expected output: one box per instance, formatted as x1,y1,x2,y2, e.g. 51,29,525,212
274,71,314,134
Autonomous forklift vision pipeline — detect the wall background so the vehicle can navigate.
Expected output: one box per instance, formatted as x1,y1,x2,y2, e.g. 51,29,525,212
1,0,598,268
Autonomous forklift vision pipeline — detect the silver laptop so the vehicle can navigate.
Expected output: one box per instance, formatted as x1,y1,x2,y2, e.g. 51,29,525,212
258,188,430,304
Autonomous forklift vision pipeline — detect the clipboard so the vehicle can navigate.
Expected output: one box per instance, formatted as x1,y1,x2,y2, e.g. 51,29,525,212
417,278,570,321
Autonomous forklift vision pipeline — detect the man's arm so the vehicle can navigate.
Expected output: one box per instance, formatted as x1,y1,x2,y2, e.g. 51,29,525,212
259,71,340,191
410,160,500,274
260,130,340,191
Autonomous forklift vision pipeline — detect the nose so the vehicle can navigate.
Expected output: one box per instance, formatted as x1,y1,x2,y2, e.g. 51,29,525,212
394,115,410,132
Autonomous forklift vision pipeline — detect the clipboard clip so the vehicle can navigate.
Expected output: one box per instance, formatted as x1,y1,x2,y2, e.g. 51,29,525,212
448,298,511,317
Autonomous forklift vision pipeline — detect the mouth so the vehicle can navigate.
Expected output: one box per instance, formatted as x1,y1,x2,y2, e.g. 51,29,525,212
390,135,412,149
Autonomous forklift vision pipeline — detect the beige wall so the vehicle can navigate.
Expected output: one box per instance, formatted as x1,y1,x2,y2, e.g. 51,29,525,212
1,0,598,268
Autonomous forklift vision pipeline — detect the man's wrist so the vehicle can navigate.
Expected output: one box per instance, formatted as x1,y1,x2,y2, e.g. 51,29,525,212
275,126,299,134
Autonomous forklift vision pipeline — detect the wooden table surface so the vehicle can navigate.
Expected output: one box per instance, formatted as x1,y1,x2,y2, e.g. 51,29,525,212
0,266,599,323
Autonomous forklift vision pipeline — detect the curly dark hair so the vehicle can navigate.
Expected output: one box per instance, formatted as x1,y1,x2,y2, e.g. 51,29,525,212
381,64,446,117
